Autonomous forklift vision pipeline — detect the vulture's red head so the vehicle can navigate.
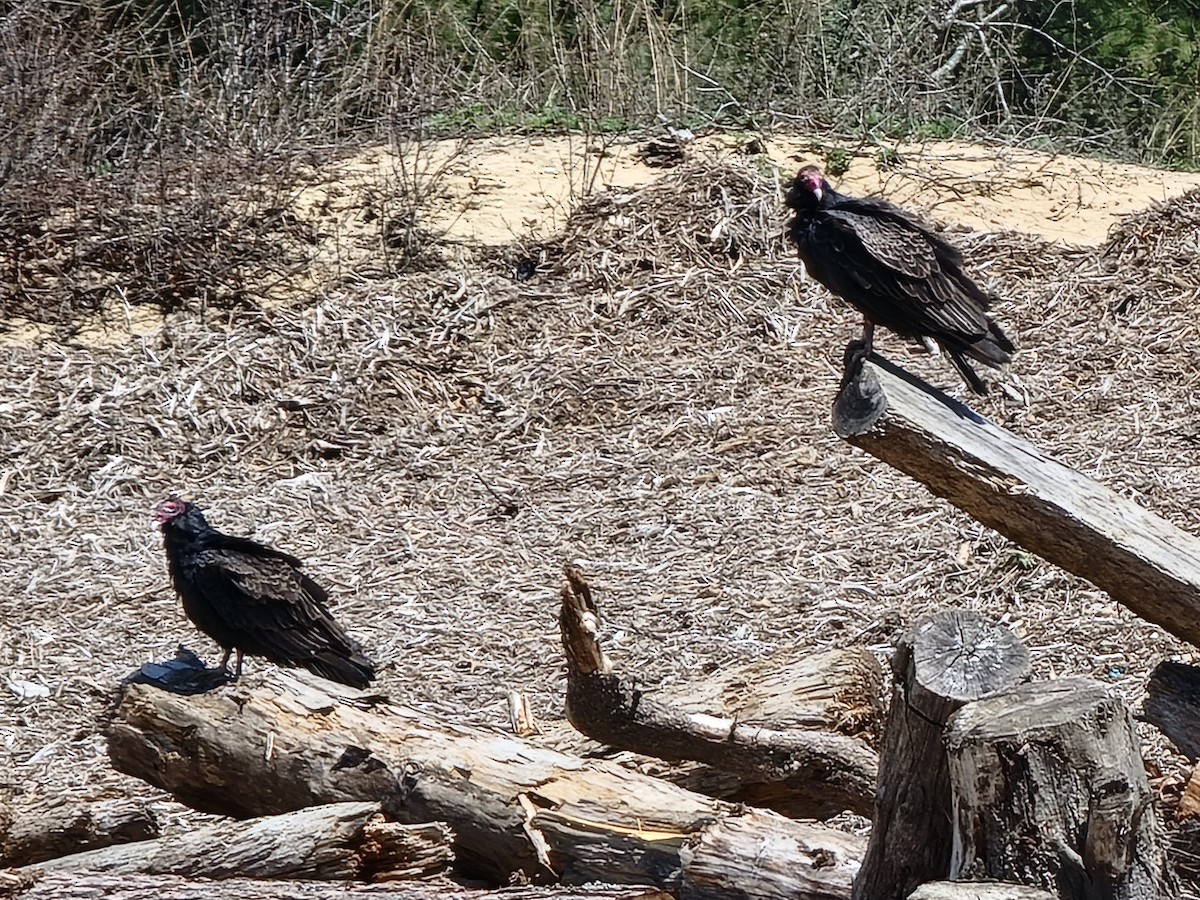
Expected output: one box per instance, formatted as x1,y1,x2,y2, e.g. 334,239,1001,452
787,165,830,211
154,497,188,526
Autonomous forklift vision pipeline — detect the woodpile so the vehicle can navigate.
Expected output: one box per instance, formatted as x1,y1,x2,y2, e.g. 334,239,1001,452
4,364,1196,899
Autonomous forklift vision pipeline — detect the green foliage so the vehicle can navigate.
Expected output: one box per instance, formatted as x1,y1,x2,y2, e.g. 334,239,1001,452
4,0,1200,174
824,148,854,178
1015,0,1200,161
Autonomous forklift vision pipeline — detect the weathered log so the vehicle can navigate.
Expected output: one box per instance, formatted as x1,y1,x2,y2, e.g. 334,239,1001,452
0,871,673,900
0,794,158,868
1141,659,1200,760
853,610,1031,900
659,645,884,743
560,568,879,819
17,802,450,881
832,354,1200,650
106,671,864,897
945,676,1175,897
907,884,1055,900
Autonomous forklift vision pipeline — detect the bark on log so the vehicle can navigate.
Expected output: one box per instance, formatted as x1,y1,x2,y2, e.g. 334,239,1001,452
907,884,1056,900
0,794,158,868
0,871,673,900
16,802,451,881
1141,659,1200,760
853,610,1031,900
945,676,1175,898
106,671,864,897
560,568,879,819
831,354,1200,651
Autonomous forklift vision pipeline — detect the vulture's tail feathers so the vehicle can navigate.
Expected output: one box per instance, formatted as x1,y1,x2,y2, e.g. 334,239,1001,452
306,650,376,689
947,348,990,396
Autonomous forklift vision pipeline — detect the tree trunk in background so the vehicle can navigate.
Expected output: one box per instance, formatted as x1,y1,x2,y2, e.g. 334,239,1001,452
1,872,674,900
946,676,1175,898
852,609,1031,900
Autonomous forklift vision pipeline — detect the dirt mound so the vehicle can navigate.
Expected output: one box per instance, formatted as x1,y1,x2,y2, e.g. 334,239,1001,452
1103,188,1200,316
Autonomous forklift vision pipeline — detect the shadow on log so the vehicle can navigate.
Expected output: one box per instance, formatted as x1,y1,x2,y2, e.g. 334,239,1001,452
1142,659,1200,761
106,670,863,898
852,610,1031,900
0,793,158,868
946,676,1175,897
17,802,452,882
559,567,880,819
831,354,1200,650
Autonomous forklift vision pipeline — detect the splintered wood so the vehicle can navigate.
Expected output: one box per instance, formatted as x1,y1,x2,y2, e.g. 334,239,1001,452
559,567,881,818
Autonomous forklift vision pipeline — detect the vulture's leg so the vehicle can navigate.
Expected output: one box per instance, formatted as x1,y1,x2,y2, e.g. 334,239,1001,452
860,319,875,355
233,650,244,681
841,319,876,386
218,648,232,672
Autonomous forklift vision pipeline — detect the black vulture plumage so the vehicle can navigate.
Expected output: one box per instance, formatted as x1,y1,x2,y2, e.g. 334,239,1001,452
786,165,1015,394
154,498,375,688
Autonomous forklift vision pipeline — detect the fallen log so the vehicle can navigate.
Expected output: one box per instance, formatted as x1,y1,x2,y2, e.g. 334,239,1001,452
106,671,864,897
906,884,1055,900
0,871,673,900
17,802,451,881
1142,659,1200,760
945,676,1175,897
852,610,1030,900
560,567,879,819
832,354,1200,650
0,793,158,868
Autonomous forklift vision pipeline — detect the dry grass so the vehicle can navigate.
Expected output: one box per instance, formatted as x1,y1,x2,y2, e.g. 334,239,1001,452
2,151,1199,890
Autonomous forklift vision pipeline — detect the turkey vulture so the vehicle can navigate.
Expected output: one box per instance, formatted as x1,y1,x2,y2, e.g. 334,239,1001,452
786,165,1015,394
154,498,375,688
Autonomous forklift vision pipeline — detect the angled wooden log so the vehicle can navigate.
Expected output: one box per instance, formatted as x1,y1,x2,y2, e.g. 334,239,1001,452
1141,659,1200,760
832,354,1200,650
1,871,673,900
945,676,1175,898
560,567,880,819
0,793,158,868
17,802,451,881
852,610,1030,900
106,671,864,898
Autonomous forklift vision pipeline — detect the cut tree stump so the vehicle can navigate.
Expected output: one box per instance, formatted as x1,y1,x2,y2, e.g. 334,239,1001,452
0,793,158,867
1141,659,1200,760
852,610,1031,900
106,671,864,898
0,872,673,900
559,567,879,819
945,676,1175,897
831,354,1200,650
16,801,451,881
907,884,1056,900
